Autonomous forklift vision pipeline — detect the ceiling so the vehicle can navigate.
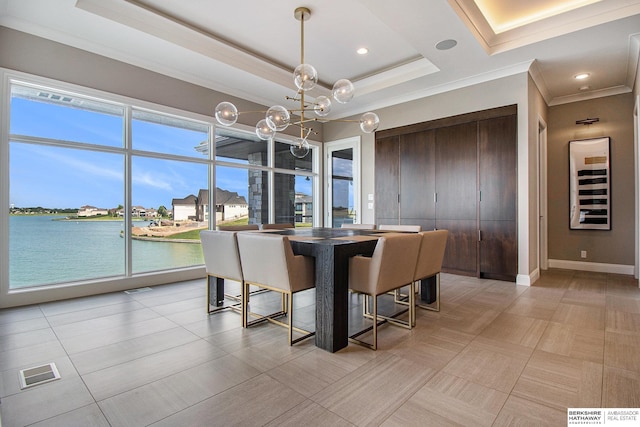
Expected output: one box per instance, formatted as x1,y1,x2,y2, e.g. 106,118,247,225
1,0,639,120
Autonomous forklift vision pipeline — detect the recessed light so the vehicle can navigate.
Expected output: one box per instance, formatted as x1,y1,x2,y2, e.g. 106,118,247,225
574,73,590,80
357,47,369,55
436,39,457,50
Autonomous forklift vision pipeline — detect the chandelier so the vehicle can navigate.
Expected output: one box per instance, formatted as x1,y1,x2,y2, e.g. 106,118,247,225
214,7,380,158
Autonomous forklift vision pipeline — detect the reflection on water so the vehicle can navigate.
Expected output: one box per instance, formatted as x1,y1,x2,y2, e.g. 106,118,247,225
9,215,203,289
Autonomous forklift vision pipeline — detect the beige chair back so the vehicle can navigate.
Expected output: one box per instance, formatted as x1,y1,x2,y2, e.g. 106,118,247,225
200,230,243,282
414,230,448,281
378,224,422,232
261,223,295,230
217,224,259,231
237,233,314,292
349,233,421,296
340,223,376,230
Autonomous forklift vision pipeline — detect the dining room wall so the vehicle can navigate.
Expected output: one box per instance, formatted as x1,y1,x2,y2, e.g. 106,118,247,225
547,93,635,272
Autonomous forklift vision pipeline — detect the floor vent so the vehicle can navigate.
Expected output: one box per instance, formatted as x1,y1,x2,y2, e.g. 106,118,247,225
19,363,61,389
124,287,153,294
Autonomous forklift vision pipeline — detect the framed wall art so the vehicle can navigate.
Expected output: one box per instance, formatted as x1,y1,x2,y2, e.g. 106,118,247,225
569,137,611,230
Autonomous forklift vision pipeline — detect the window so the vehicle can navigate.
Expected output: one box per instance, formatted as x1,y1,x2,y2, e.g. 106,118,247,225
2,74,319,296
6,81,211,289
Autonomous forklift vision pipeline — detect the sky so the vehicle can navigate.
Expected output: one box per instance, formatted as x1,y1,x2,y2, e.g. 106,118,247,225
9,96,313,210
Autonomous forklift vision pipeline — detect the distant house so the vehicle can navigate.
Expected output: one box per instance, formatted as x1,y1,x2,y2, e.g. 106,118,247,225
197,188,248,222
171,194,198,221
171,189,248,222
295,193,313,224
77,205,109,217
131,206,147,217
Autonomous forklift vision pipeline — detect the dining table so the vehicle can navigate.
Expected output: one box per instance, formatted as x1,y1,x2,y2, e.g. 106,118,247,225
256,227,384,352
234,227,437,353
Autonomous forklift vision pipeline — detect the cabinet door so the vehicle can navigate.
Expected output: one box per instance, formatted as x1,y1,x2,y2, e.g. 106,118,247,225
479,115,517,280
435,122,478,275
375,136,399,224
400,130,435,230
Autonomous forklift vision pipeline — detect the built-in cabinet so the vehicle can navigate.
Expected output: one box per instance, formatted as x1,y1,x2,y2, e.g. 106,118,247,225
374,105,517,281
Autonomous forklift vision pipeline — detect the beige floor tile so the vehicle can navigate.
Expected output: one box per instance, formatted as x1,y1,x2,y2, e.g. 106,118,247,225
492,395,567,427
442,336,532,393
0,377,95,426
59,316,179,355
151,374,306,427
265,400,354,427
561,289,606,307
267,346,375,397
99,354,261,426
536,321,604,363
312,353,434,426
70,327,200,375
606,310,640,335
607,295,640,314
3,270,640,425
512,350,602,410
383,371,507,427
605,330,640,372
436,304,501,335
518,286,567,302
551,303,605,331
479,312,548,348
29,403,110,427
83,339,228,401
505,296,559,320
602,366,640,408
229,330,316,372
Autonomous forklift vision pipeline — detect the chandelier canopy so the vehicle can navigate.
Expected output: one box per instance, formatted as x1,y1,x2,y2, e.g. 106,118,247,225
214,7,380,158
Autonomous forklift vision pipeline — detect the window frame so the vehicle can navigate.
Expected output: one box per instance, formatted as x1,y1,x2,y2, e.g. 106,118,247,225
0,68,321,307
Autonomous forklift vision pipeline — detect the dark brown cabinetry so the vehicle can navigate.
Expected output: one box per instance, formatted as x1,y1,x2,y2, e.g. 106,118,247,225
374,106,517,281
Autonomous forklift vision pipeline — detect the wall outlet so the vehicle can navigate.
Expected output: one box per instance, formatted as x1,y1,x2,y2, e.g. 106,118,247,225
581,250,587,259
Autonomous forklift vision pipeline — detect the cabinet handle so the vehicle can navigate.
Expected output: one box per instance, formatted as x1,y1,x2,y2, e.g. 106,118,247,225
434,192,438,203
478,230,482,241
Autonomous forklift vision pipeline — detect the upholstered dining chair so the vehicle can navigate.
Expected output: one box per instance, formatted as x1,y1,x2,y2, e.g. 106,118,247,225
413,229,448,313
200,230,244,316
348,232,421,350
340,223,376,230
236,232,315,345
378,224,422,232
261,223,295,230
217,224,260,231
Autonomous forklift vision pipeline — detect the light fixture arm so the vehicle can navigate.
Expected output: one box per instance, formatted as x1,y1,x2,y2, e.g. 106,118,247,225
213,6,379,158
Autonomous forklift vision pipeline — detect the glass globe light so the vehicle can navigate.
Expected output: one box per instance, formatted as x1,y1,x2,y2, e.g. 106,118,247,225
332,79,355,104
266,105,291,131
314,96,332,117
293,63,318,92
256,119,276,140
360,112,380,133
290,138,310,158
214,102,238,126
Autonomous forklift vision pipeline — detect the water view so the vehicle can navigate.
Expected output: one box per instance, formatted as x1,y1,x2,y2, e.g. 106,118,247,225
9,215,204,289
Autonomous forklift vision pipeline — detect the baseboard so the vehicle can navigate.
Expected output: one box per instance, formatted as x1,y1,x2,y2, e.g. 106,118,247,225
548,259,634,275
516,268,539,286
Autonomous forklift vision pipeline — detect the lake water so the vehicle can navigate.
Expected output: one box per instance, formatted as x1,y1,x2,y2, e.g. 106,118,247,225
9,215,204,289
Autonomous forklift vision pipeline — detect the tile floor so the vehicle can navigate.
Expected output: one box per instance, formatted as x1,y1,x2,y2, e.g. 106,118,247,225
0,269,639,426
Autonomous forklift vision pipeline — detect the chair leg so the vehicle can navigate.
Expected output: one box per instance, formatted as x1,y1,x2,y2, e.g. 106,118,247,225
288,292,293,346
372,294,378,351
242,281,248,328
